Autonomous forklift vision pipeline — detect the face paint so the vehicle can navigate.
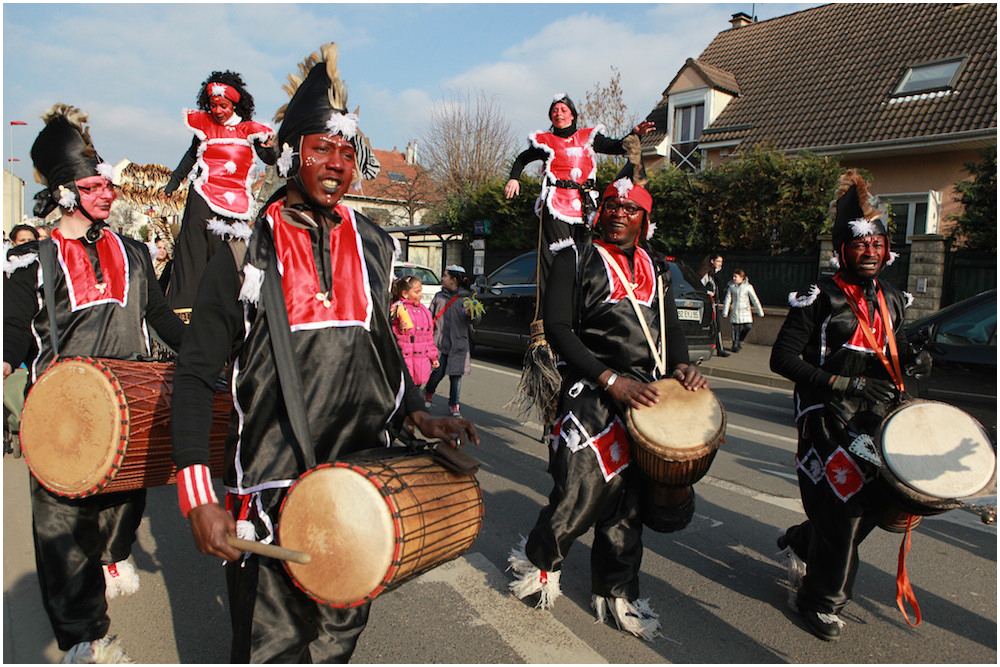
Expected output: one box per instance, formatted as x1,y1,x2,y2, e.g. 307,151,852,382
74,175,115,221
296,134,355,209
842,235,888,280
599,197,644,248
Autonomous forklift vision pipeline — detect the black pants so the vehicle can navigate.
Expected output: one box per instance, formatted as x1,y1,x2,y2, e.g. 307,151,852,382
731,322,752,349
167,191,230,312
30,476,145,650
227,554,370,663
525,445,644,600
536,212,593,320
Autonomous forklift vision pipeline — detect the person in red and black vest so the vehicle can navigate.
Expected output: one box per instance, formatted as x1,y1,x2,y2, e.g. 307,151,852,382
4,104,185,663
170,44,477,663
508,177,707,641
770,170,931,642
163,71,276,318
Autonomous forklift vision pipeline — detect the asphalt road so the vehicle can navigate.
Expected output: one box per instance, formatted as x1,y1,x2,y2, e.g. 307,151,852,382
3,348,996,663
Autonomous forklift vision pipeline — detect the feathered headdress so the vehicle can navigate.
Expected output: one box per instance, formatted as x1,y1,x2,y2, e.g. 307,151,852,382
831,169,889,255
273,42,379,181
30,104,114,217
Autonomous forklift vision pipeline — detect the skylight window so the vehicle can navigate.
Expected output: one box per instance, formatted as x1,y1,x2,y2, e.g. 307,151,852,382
894,58,963,95
388,172,409,182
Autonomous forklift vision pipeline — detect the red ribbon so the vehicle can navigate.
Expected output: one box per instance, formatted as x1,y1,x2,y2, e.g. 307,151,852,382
895,515,922,626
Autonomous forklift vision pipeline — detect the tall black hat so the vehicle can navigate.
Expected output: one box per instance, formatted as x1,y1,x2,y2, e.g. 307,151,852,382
30,104,113,217
273,43,379,182
831,170,889,261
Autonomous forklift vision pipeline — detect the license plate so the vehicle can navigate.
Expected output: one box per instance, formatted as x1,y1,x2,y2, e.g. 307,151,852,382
677,309,701,322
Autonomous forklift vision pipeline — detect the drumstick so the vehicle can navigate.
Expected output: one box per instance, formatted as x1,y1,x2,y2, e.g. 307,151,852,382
226,536,313,565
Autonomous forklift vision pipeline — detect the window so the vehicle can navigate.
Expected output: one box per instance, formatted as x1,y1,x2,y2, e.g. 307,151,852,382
884,192,941,242
489,254,536,286
934,299,997,347
674,104,705,143
387,172,409,182
894,58,963,95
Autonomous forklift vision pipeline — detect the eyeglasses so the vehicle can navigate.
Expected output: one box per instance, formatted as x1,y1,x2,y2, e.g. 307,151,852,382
76,181,115,194
603,201,643,215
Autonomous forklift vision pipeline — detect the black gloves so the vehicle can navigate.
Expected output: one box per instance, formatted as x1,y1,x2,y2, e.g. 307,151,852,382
831,375,897,403
905,350,933,380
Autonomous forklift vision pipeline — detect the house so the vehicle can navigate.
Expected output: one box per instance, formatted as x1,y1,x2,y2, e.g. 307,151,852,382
641,3,997,245
343,142,435,227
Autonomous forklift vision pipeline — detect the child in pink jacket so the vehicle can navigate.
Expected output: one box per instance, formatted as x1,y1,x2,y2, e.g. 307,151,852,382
390,276,440,386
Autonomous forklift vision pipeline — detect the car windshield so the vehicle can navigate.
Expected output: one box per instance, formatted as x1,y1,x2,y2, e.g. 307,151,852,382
395,266,440,286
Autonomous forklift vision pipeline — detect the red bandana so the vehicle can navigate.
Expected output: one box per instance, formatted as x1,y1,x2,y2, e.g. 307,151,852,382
594,240,654,305
833,274,886,353
268,201,372,331
52,228,128,310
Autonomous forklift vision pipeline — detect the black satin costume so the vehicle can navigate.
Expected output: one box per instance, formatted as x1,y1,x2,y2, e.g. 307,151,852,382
524,242,689,600
172,193,423,662
3,231,184,650
770,275,910,615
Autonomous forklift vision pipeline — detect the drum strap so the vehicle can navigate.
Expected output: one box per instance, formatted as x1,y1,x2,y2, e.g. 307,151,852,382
37,239,62,357
895,516,922,626
594,244,666,376
841,286,905,391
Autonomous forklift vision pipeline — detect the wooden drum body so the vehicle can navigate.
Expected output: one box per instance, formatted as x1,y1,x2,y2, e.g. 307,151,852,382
876,400,996,531
278,450,483,608
20,356,229,498
627,379,726,532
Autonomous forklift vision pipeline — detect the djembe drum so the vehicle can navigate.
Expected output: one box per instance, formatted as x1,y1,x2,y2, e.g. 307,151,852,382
20,356,229,498
627,378,726,532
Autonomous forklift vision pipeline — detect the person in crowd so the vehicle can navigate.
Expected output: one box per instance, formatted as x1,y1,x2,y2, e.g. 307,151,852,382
170,43,476,663
4,104,185,663
508,176,707,641
10,223,39,246
698,253,730,357
425,265,481,417
36,223,53,240
723,268,764,352
162,70,276,318
390,275,439,386
152,237,174,294
770,169,930,641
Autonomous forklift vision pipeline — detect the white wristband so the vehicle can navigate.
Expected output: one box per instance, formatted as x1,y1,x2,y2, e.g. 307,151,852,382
605,373,619,389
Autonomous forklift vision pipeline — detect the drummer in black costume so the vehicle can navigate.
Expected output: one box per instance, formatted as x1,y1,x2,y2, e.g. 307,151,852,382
170,43,477,663
508,177,707,640
3,105,185,663
771,170,931,641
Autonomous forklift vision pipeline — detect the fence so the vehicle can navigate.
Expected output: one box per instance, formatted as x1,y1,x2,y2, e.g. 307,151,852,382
944,251,997,305
679,252,819,307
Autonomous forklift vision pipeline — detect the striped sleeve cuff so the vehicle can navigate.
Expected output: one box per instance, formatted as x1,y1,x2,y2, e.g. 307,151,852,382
177,464,219,517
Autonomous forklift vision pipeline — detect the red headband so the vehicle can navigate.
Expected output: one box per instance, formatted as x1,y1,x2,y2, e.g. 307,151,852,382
599,178,652,213
206,82,241,103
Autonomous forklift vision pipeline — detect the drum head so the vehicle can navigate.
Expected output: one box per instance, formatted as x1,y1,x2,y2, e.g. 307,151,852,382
881,402,996,499
628,379,724,456
20,359,126,496
280,465,394,607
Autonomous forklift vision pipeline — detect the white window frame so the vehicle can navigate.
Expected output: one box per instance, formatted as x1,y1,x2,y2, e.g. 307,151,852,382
883,191,942,242
893,57,964,96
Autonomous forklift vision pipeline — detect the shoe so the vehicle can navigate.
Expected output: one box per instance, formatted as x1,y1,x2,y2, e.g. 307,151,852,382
592,595,662,641
801,609,844,641
731,346,741,353
507,537,562,609
423,392,433,408
62,635,133,663
449,405,461,417
717,349,730,357
103,560,139,599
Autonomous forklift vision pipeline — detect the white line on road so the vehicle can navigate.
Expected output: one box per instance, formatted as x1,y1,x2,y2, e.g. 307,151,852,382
472,361,522,379
701,474,805,514
416,553,606,664
726,423,798,445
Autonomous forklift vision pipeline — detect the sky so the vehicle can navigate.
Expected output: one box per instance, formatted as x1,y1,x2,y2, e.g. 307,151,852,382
3,2,818,215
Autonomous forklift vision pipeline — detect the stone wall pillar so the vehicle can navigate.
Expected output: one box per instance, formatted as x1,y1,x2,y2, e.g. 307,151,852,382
818,234,834,276
906,234,947,320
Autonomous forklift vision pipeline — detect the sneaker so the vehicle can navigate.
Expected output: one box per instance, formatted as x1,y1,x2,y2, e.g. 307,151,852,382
103,560,139,599
62,635,133,663
592,595,662,641
449,405,461,417
801,609,844,641
423,392,433,408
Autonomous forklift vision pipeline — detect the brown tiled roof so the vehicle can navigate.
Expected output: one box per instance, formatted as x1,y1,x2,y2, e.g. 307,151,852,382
644,3,997,153
349,148,432,203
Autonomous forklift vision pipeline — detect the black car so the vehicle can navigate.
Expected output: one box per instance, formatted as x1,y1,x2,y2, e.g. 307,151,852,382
904,288,997,443
471,250,716,362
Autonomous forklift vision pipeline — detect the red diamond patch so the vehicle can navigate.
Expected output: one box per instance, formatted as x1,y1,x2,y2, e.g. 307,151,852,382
590,418,630,481
824,447,864,502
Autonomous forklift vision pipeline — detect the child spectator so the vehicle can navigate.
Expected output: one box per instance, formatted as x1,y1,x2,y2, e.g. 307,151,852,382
722,268,765,352
390,275,439,387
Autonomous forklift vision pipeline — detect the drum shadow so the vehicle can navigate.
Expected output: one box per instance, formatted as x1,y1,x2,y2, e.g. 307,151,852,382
4,573,59,663
884,437,991,482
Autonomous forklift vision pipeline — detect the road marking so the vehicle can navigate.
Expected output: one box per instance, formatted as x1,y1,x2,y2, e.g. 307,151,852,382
472,361,522,379
417,553,606,664
726,423,798,445
701,474,805,514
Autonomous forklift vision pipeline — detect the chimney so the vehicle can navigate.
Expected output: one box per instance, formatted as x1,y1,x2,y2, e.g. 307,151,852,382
405,140,419,165
730,12,754,28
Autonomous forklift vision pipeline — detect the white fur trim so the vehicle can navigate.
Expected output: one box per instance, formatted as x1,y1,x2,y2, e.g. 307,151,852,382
325,112,359,139
236,520,256,541
210,83,228,98
776,545,806,589
612,178,634,198
848,218,879,237
903,291,914,308
788,284,821,308
565,147,584,158
207,218,252,241
4,251,37,277
224,160,238,174
553,92,567,101
239,263,264,305
391,235,402,262
277,143,295,177
58,185,77,211
569,167,583,180
223,191,236,205
507,537,562,609
829,252,841,269
96,162,114,182
548,238,575,255
886,251,900,266
645,221,657,240
62,635,131,664
145,241,158,261
593,595,661,641
103,561,140,599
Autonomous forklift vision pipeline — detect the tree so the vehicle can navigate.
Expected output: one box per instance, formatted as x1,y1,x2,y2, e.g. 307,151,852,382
579,67,638,167
950,146,997,252
364,161,437,227
418,91,520,196
433,176,541,250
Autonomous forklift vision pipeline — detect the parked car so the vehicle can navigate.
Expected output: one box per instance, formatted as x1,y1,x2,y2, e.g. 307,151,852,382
904,288,997,444
471,251,716,362
393,262,441,308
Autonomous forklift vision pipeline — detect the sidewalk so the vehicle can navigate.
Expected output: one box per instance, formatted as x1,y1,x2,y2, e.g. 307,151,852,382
696,342,793,389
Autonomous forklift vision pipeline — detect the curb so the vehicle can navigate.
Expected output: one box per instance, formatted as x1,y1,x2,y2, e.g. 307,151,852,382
698,364,794,390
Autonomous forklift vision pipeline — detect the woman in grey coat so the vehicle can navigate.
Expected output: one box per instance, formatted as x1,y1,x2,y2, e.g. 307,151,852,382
722,268,764,352
425,265,482,416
